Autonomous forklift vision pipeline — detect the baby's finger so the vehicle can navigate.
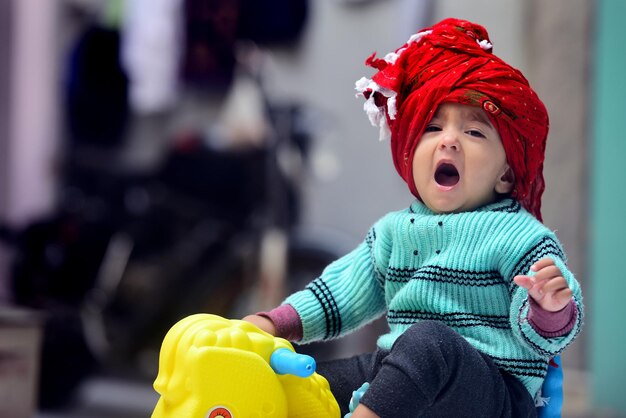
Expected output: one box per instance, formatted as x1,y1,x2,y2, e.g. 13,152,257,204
531,265,562,284
513,275,534,290
532,275,570,301
530,257,556,272
545,287,573,312
541,276,570,295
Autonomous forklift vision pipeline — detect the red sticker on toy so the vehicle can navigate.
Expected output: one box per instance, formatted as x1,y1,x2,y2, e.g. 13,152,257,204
207,406,233,418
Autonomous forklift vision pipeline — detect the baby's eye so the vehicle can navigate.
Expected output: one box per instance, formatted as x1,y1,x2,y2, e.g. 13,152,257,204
424,125,441,133
466,129,486,138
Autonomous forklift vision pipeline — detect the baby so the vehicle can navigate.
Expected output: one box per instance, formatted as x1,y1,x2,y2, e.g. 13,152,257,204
244,18,583,418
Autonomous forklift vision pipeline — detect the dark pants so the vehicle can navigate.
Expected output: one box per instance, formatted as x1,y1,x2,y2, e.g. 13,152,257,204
317,321,537,418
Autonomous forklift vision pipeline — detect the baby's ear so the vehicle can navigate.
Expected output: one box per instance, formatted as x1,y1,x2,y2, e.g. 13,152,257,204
495,166,515,194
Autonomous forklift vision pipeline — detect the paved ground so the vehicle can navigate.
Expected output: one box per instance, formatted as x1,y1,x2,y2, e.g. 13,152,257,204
36,377,157,418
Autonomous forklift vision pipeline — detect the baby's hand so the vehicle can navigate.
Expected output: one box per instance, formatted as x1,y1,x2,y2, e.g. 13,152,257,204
242,314,277,336
513,257,573,312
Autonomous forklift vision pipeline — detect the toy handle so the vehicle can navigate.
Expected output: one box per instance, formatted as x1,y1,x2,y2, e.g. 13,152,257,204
270,348,316,377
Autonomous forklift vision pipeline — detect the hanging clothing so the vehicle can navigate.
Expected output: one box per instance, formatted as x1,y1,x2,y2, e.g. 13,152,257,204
121,0,183,113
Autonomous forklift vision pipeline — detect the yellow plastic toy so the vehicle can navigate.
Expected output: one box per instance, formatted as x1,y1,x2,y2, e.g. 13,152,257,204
151,314,340,418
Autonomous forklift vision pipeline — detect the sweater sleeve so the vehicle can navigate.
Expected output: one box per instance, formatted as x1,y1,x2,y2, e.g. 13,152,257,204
506,232,584,358
283,226,388,343
257,304,303,341
528,298,578,338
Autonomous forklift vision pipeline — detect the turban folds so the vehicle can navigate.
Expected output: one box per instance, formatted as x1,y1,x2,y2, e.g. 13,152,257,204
356,18,549,221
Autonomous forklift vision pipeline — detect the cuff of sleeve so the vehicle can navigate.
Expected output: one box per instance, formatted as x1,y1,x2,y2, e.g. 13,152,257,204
528,298,578,338
257,304,303,341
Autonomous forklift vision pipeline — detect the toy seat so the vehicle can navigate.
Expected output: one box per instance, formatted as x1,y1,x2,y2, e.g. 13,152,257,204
151,314,340,418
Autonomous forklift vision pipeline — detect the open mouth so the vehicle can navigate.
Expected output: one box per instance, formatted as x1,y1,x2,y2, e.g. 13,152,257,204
435,162,460,187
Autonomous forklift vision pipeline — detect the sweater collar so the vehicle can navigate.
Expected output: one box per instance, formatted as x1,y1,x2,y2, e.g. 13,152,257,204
409,198,521,216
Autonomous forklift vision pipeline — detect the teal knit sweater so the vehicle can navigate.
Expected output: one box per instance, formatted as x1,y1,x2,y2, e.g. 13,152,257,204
285,199,583,398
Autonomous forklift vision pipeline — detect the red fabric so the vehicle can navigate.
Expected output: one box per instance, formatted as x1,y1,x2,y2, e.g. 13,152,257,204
257,304,303,341
528,298,578,338
363,18,549,220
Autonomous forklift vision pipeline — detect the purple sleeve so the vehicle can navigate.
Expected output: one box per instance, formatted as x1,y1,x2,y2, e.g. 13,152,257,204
257,304,303,342
528,298,578,338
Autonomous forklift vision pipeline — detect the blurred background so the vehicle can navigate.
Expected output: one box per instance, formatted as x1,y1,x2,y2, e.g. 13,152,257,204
0,0,623,417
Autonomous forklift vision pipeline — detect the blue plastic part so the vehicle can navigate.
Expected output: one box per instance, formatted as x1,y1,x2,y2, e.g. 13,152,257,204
344,382,370,418
537,355,563,418
269,348,316,377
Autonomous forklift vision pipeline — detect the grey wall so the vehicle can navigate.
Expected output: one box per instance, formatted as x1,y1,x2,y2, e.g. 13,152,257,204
267,0,435,251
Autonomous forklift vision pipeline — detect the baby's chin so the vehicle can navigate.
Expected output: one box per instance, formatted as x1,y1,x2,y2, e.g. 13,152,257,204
421,199,466,214
421,196,493,214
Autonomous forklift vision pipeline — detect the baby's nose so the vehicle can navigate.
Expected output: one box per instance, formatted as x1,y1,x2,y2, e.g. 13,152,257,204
439,133,460,150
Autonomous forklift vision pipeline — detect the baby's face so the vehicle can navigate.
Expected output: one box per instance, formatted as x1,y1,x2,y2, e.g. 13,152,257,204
412,103,514,214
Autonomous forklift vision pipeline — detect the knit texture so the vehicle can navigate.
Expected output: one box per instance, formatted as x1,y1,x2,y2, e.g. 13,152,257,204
285,199,583,399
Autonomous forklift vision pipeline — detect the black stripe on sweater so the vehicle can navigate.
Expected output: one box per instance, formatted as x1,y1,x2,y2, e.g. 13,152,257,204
387,310,510,329
366,228,386,287
491,356,547,378
387,265,504,287
386,266,418,283
409,199,520,214
491,199,522,214
510,237,565,294
306,278,341,339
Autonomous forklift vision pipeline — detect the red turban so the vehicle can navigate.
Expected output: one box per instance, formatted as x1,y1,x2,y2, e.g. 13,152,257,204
356,18,549,221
